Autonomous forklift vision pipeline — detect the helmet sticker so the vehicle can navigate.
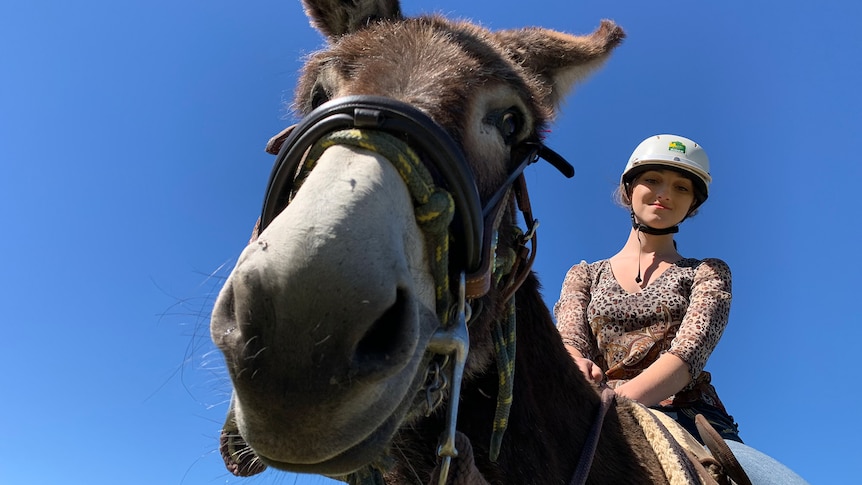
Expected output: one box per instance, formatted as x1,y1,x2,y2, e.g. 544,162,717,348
668,141,686,154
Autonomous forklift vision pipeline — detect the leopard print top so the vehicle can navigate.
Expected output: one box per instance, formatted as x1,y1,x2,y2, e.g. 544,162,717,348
553,258,731,395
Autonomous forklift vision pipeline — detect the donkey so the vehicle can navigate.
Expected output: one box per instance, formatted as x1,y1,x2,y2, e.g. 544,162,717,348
210,1,693,483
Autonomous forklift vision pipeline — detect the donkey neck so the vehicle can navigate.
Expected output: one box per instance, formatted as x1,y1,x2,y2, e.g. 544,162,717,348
390,273,665,484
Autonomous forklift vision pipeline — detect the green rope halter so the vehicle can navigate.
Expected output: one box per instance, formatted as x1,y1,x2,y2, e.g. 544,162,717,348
489,234,520,462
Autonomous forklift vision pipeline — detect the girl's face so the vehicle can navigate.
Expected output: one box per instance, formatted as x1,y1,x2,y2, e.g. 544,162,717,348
629,169,696,228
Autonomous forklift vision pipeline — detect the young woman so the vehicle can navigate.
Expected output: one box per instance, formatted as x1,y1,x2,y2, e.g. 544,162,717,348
554,134,808,484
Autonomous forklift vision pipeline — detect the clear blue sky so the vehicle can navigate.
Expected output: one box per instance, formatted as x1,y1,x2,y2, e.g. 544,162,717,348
2,1,859,484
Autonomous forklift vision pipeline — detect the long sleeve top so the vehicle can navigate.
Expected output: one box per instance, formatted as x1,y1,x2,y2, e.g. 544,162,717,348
553,257,732,407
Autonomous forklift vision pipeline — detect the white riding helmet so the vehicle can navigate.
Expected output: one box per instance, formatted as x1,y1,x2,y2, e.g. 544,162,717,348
621,134,711,208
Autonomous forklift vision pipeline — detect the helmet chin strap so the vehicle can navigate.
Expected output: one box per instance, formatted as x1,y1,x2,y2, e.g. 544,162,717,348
630,211,679,235
630,212,678,284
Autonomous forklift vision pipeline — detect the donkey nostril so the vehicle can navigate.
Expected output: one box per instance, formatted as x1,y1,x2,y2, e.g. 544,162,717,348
351,289,413,378
355,289,408,357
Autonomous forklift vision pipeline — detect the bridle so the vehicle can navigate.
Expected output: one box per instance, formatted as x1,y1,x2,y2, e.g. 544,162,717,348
260,95,573,274
258,95,574,484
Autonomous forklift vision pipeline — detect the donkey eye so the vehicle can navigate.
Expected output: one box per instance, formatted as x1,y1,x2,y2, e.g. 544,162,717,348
310,84,330,110
497,109,523,144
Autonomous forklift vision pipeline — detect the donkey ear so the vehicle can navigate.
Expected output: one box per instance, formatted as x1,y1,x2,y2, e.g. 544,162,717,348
494,20,625,109
301,0,402,39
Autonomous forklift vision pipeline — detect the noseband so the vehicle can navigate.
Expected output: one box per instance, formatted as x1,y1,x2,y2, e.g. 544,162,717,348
259,95,574,484
261,95,573,285
261,96,482,270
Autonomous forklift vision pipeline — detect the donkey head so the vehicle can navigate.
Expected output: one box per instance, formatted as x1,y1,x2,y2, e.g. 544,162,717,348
211,0,623,477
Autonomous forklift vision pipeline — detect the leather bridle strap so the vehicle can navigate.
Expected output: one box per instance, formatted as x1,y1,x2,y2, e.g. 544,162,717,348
497,173,539,304
465,143,569,299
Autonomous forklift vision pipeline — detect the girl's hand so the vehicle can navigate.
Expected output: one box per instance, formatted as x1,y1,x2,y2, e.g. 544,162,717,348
564,344,605,384
573,356,605,384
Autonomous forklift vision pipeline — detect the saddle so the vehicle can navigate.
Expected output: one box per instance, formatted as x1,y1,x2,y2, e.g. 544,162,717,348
629,401,752,485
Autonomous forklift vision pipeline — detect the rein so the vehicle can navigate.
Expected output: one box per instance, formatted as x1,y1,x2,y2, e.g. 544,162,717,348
569,387,617,485
259,95,574,484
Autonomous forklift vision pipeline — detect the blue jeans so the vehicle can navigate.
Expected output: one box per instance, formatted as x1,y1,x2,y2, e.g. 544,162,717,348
726,440,809,485
652,402,742,443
